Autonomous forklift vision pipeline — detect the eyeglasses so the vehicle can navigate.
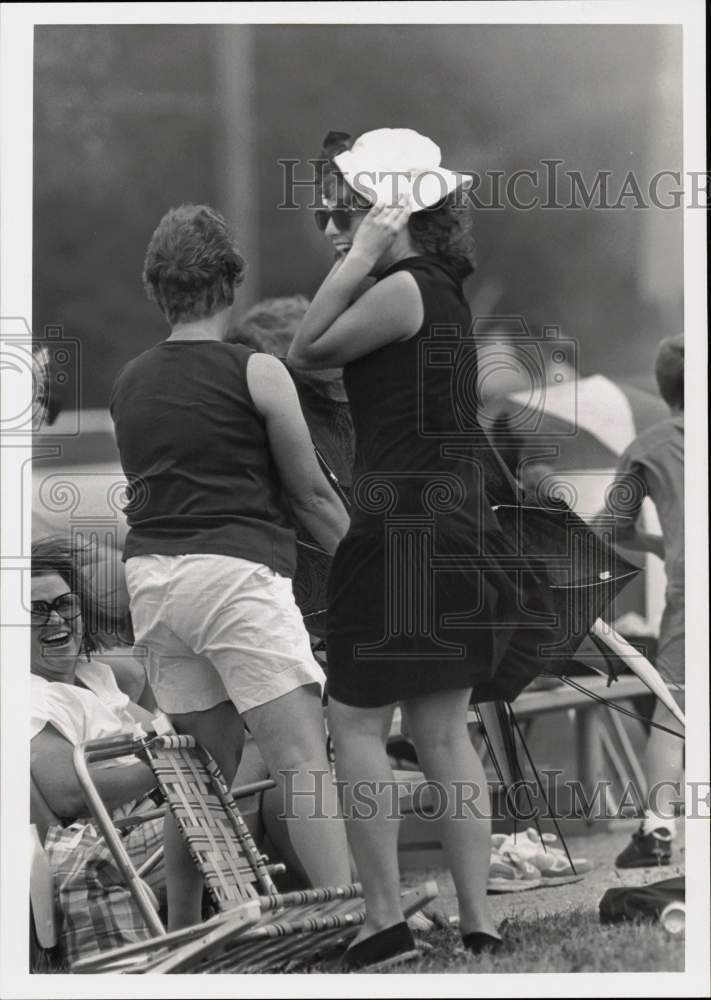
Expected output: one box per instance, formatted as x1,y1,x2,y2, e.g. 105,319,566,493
313,207,366,233
30,592,82,627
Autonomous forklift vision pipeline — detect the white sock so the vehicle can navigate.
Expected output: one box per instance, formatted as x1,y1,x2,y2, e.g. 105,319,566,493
642,811,676,837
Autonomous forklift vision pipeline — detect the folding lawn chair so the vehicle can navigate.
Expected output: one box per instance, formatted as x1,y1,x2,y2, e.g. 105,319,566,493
30,762,172,970
70,730,438,973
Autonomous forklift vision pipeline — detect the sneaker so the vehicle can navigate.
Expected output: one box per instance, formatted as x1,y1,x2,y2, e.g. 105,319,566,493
493,829,593,880
488,850,543,893
528,852,586,886
492,828,551,859
615,825,673,868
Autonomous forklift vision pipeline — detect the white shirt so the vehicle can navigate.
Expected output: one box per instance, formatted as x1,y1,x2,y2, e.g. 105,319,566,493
31,659,139,746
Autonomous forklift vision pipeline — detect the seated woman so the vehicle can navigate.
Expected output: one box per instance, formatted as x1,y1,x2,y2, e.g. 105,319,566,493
30,535,322,966
30,535,165,965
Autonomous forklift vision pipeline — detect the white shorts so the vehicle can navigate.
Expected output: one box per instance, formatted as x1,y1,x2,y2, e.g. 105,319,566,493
124,553,325,715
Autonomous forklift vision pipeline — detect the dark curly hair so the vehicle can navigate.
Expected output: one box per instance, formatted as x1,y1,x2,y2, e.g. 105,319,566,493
408,198,476,279
655,334,684,410
317,131,476,280
142,204,247,326
31,535,128,653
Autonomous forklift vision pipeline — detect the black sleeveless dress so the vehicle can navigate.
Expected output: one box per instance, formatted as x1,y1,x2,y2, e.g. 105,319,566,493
326,255,524,708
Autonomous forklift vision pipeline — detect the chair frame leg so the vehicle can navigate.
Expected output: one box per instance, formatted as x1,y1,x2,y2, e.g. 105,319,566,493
72,740,166,938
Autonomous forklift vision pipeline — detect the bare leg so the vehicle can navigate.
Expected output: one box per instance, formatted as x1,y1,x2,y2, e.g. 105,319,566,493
644,698,685,821
242,684,351,888
232,735,267,842
231,737,307,883
327,696,402,942
233,734,358,885
164,701,244,929
404,687,499,939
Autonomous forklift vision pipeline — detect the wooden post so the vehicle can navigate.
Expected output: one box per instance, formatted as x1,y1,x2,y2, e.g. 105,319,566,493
212,27,259,312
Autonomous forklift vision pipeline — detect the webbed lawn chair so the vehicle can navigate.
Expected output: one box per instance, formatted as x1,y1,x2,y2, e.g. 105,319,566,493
71,731,437,973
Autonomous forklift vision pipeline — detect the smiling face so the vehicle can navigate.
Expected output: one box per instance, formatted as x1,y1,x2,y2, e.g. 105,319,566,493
30,572,83,683
317,163,371,261
321,199,368,259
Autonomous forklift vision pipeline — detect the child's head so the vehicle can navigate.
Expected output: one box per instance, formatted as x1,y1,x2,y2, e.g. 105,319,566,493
654,335,684,411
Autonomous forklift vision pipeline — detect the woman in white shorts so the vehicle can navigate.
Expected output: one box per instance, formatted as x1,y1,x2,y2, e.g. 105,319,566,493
109,203,351,929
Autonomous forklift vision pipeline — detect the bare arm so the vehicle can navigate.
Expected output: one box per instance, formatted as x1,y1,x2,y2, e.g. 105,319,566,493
247,354,350,555
31,723,156,820
287,202,423,370
592,468,664,560
608,524,665,560
99,653,147,702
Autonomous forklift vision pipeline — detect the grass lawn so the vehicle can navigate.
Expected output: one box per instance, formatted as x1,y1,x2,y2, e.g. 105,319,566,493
297,819,686,974
34,820,685,975
297,910,684,975
34,907,684,976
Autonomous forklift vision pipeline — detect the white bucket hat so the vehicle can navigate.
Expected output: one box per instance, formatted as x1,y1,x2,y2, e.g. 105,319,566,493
332,128,472,212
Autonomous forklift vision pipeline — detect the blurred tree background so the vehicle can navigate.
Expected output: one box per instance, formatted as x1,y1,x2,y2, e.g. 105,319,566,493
33,24,682,410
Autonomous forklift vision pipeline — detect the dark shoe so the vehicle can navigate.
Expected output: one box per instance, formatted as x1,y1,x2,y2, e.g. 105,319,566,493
342,921,418,972
615,826,672,868
461,931,503,955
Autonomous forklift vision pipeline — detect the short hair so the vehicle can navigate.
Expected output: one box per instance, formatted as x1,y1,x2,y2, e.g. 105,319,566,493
142,204,246,326
226,295,310,356
317,132,475,280
655,335,684,409
31,535,118,653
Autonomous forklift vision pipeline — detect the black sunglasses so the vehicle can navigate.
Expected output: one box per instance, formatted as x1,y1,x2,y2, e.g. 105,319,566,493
30,591,82,627
313,207,367,233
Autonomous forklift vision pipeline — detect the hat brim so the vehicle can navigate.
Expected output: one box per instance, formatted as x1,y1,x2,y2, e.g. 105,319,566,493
333,150,472,212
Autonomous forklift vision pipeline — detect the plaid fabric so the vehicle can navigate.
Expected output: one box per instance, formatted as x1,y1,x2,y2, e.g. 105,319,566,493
44,805,164,966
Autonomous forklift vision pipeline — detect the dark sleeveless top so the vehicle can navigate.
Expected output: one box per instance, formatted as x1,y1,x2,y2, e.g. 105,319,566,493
343,255,516,540
326,255,524,708
109,340,297,577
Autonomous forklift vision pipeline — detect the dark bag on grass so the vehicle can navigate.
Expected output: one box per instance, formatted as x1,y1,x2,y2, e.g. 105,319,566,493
599,876,685,924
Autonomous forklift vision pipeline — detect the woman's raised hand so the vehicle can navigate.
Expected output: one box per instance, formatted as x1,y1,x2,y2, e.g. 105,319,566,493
349,198,413,265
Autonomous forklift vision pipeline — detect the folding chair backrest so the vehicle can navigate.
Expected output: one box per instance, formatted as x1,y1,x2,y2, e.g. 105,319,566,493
142,735,278,911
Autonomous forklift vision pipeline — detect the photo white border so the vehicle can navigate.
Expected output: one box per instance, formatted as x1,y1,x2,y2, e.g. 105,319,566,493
1,2,707,997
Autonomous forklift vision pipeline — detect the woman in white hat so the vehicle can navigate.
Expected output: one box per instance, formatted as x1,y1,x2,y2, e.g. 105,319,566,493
289,129,519,968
